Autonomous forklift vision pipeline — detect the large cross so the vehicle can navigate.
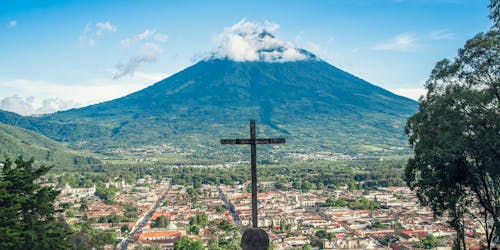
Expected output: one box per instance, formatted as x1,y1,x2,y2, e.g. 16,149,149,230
221,120,285,228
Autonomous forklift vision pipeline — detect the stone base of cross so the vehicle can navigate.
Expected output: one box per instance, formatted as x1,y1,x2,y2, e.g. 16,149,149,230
241,228,270,250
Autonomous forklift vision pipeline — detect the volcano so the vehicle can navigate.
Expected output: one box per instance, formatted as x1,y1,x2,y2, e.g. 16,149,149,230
0,51,418,159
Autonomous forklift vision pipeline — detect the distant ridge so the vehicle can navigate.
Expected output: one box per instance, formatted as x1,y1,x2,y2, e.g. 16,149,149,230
0,120,100,166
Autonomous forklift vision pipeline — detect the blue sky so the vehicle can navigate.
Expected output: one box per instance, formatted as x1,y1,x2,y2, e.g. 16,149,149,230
0,0,492,115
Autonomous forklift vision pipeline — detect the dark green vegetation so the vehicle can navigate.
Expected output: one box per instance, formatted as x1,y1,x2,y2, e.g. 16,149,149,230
405,1,499,249
0,157,72,249
53,158,406,193
0,52,417,160
94,185,118,204
151,215,170,228
318,197,380,210
174,236,204,250
0,157,115,249
0,121,100,166
169,159,405,190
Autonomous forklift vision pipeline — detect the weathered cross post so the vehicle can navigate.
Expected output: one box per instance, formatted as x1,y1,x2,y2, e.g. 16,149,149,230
221,120,285,228
221,120,285,250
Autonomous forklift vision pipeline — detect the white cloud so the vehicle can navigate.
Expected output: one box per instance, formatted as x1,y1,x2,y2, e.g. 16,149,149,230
120,29,168,47
0,95,35,115
390,87,426,101
0,72,170,115
210,19,311,62
114,43,163,79
78,35,96,48
137,29,154,40
154,33,168,42
116,29,168,78
305,42,321,54
372,33,416,51
0,95,81,115
96,21,117,36
77,21,117,48
7,20,17,28
428,30,455,40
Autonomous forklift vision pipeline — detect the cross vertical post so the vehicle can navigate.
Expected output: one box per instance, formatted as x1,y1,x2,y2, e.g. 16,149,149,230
250,120,258,228
220,120,285,229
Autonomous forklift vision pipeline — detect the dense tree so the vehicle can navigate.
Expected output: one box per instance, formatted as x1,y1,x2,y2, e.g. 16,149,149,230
189,213,208,227
422,234,439,250
174,236,204,250
94,185,117,204
0,157,73,249
72,225,117,250
79,197,88,211
189,225,200,235
405,2,499,248
151,215,170,228
208,238,218,249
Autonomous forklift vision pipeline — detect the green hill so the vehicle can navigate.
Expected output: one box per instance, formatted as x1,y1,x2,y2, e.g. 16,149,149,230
0,121,100,166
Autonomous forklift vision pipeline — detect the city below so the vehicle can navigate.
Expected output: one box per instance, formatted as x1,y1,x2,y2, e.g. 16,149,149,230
54,174,485,250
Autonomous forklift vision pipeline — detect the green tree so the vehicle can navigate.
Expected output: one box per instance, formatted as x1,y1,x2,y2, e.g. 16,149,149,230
0,157,73,249
79,197,88,211
405,2,499,248
189,225,200,235
94,185,117,204
121,224,129,234
66,208,75,217
208,238,219,249
174,236,204,250
422,234,439,250
90,230,116,249
189,213,208,227
144,245,162,250
151,215,170,228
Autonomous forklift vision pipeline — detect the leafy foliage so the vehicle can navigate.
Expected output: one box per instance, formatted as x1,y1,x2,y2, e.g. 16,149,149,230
0,156,73,249
71,225,117,250
151,215,170,228
405,3,499,248
318,197,380,210
94,185,117,204
174,236,204,250
189,213,208,227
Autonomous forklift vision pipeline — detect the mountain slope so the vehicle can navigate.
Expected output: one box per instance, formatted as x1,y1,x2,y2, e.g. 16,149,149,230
0,57,418,158
0,121,100,166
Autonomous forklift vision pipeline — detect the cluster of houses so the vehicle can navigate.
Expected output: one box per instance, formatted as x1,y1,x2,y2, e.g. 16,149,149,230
56,177,492,249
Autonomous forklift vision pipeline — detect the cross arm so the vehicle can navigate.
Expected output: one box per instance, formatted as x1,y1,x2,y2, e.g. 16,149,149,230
255,138,286,144
221,139,252,144
220,138,286,144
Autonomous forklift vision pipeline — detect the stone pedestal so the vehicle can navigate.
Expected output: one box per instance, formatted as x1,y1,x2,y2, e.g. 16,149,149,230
241,228,269,250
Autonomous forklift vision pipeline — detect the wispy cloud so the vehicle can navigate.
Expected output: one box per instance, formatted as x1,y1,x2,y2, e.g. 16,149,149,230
154,33,168,42
96,21,117,35
78,21,117,48
120,29,168,47
372,33,416,51
0,95,81,115
6,20,17,28
0,73,170,115
114,29,168,78
114,43,163,79
210,19,309,62
428,30,455,40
